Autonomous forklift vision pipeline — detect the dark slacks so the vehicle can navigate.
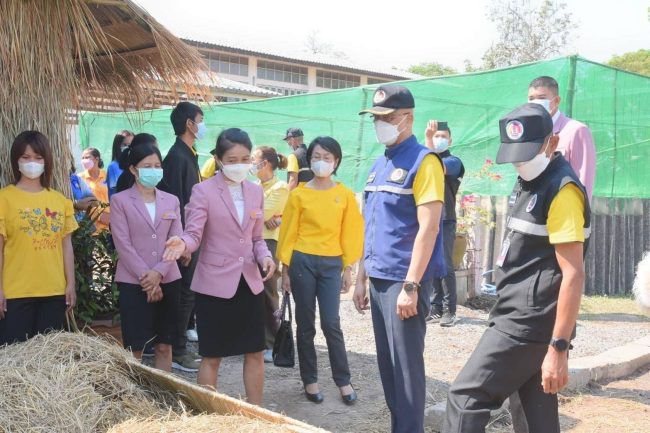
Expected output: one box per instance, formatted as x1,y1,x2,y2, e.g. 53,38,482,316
443,327,560,433
369,277,433,433
173,250,198,357
432,221,458,314
289,251,351,387
262,239,280,349
0,295,66,345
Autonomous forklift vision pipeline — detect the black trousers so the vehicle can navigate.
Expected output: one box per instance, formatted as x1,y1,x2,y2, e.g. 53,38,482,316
0,295,66,345
444,327,560,433
432,221,458,314
262,239,280,350
173,250,198,356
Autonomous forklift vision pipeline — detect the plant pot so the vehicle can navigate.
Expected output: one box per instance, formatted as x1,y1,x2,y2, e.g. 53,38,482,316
453,234,468,270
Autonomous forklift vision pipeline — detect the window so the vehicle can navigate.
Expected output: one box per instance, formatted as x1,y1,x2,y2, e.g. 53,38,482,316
257,60,308,85
367,77,390,85
316,70,361,89
206,52,249,76
258,85,308,96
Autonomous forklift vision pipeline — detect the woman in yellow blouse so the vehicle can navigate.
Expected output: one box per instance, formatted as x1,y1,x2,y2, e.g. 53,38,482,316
0,131,77,345
79,148,110,231
250,146,290,363
277,136,363,405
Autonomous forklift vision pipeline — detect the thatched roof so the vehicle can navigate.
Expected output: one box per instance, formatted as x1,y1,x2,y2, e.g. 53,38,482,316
0,0,208,195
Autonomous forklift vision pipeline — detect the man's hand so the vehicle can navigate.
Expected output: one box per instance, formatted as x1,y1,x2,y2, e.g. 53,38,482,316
261,257,276,282
541,346,569,394
75,197,97,211
341,267,353,294
140,270,162,292
396,288,418,320
352,278,369,314
424,120,439,142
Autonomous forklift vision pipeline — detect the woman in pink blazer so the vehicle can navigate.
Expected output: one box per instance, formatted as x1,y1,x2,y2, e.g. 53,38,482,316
110,134,182,372
164,128,275,405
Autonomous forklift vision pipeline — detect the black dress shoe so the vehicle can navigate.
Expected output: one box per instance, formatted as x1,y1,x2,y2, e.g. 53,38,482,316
304,389,324,404
341,389,357,405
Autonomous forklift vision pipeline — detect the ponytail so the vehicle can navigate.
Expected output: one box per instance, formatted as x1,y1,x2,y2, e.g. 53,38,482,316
257,146,288,171
277,153,288,170
116,133,161,193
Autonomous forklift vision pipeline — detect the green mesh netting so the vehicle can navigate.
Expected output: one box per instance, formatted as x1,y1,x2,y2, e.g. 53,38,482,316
79,56,650,198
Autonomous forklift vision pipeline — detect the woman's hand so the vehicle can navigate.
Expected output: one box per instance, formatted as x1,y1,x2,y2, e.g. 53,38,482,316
146,286,164,303
163,236,186,261
261,256,276,282
341,266,353,294
179,252,192,267
281,266,291,294
0,289,7,320
264,217,282,230
140,270,162,292
65,284,76,313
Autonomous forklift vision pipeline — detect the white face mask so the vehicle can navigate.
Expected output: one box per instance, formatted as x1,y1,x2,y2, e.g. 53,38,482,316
513,145,551,181
220,162,251,183
311,160,335,178
374,115,407,146
432,137,450,153
19,161,45,179
529,98,551,114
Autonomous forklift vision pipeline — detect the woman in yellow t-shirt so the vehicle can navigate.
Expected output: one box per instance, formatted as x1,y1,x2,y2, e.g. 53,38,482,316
79,148,110,231
250,146,290,363
0,131,77,345
277,136,363,405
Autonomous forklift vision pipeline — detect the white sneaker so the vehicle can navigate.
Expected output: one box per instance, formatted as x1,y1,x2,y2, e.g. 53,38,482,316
264,349,273,363
186,328,198,342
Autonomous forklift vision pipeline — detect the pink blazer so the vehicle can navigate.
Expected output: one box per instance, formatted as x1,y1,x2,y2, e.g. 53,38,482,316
110,186,182,284
554,112,596,201
181,172,271,299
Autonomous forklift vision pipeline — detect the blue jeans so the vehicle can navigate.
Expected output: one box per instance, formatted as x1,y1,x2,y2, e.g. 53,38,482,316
289,251,351,387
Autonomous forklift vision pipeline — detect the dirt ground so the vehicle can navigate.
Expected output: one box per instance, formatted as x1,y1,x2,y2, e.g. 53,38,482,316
150,294,649,433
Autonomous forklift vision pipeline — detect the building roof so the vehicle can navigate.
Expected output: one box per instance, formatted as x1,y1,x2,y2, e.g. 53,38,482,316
198,71,282,97
181,37,423,81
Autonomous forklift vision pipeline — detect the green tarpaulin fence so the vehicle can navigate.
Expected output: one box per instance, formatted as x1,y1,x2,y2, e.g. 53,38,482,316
79,56,650,198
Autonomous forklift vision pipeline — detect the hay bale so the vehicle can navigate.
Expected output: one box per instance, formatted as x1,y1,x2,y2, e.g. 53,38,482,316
0,332,187,433
108,413,294,433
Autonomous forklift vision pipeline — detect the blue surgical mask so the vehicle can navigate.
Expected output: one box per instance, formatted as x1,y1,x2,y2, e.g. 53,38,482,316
137,168,163,188
432,137,450,153
193,121,207,140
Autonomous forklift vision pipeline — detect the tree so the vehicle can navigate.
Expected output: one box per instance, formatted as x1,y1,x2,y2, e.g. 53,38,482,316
408,62,458,77
304,30,348,59
608,49,650,76
482,0,576,69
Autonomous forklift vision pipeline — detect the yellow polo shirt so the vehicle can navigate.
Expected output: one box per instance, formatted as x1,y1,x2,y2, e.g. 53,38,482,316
547,183,586,244
261,176,290,241
413,154,445,205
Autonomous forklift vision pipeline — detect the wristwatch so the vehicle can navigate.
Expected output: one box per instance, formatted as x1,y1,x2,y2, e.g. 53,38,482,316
549,338,571,352
403,281,421,293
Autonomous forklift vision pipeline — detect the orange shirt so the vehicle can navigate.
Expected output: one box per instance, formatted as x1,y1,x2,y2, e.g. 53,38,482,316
79,169,109,232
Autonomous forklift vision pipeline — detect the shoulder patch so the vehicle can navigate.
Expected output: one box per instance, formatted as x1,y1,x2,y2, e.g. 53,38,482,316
388,168,408,184
526,194,538,212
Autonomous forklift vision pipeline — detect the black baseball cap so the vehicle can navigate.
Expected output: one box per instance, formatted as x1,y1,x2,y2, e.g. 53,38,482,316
496,103,553,164
283,128,304,140
359,85,415,115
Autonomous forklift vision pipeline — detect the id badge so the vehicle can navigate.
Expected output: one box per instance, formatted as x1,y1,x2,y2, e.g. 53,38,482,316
495,234,512,268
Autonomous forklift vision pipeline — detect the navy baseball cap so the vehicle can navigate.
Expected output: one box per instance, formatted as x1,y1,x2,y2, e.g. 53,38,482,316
496,103,553,164
359,85,415,115
283,128,304,140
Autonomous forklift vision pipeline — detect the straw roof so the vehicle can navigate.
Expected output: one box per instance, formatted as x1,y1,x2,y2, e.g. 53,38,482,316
0,0,208,196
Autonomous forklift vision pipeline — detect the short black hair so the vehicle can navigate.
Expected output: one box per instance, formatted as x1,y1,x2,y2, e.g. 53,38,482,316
307,136,343,175
170,102,203,136
529,76,559,95
214,128,253,160
116,133,162,193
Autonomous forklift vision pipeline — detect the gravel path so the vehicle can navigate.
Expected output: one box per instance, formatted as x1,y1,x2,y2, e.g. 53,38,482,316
153,295,650,433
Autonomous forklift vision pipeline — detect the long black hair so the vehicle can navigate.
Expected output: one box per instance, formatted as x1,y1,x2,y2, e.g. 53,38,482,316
111,130,134,162
83,147,104,169
116,133,162,193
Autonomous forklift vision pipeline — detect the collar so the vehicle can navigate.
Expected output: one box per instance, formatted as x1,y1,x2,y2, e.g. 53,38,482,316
261,175,279,188
175,137,198,157
438,150,452,158
384,135,418,159
552,110,561,125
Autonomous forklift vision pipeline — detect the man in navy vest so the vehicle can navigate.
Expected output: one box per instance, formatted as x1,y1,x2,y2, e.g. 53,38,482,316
354,85,446,433
443,103,590,433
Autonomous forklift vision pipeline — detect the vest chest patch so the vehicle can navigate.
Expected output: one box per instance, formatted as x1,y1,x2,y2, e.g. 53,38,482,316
388,168,408,184
526,194,538,212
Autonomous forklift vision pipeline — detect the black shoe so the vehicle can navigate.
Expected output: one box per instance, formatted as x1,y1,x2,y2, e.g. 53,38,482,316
304,388,324,404
440,312,456,327
426,308,443,322
341,386,358,406
141,344,155,358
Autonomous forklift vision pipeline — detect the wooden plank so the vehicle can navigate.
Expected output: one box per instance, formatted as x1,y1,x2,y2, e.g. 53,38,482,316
128,361,329,433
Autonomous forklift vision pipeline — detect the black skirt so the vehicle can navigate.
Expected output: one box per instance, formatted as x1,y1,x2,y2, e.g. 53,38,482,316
195,276,265,358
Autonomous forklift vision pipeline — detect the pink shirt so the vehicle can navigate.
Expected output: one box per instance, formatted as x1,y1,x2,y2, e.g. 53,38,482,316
554,112,596,201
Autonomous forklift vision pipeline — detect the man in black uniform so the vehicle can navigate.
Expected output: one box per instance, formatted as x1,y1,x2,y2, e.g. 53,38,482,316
158,101,205,372
443,103,590,433
283,127,313,190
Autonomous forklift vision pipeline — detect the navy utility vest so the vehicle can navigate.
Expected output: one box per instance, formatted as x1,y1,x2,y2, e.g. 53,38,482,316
490,153,591,343
288,144,314,184
363,135,447,282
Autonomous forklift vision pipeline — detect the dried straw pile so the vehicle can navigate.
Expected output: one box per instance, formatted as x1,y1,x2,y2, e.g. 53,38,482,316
108,414,293,433
0,332,186,433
